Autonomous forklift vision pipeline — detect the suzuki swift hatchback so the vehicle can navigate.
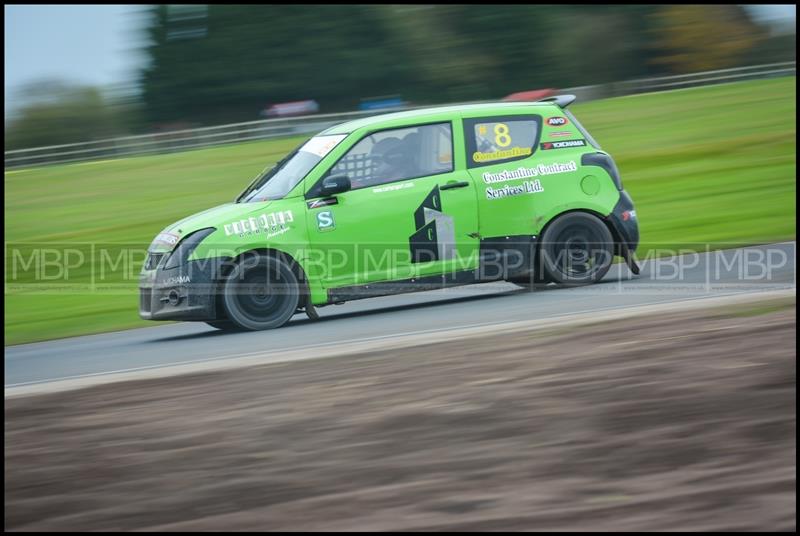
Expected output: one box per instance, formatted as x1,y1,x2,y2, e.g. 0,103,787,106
140,95,640,331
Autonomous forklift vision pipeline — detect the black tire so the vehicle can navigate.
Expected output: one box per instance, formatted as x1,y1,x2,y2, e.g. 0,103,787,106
510,266,553,291
221,253,300,331
538,212,615,286
204,320,243,331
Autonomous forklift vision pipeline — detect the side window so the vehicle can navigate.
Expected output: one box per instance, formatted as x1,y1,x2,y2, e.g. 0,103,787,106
464,116,541,168
324,123,453,190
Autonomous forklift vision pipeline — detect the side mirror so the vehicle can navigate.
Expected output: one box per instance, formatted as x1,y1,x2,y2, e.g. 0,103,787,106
319,174,351,197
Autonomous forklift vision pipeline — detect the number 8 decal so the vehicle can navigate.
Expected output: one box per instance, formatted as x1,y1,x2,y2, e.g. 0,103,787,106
494,123,511,147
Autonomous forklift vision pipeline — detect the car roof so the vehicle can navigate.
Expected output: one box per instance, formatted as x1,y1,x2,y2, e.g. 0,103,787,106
320,101,556,135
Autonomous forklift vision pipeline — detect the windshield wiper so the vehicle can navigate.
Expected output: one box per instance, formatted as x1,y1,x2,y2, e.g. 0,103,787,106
236,152,295,203
236,172,267,204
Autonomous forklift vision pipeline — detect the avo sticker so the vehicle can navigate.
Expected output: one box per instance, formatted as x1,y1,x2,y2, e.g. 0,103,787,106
546,117,569,126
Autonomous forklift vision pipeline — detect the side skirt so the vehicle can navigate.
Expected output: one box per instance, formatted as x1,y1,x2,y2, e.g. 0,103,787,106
326,235,537,304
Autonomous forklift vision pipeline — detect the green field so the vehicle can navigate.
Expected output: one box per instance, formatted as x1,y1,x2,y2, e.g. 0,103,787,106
4,77,796,345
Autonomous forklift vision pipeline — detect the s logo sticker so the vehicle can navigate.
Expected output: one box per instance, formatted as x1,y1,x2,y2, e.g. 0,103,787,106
316,210,335,232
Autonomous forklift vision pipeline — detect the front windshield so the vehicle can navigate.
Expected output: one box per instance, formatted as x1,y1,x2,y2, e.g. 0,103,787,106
238,134,347,202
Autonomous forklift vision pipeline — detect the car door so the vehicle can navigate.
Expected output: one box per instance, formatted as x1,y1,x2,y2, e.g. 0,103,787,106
463,114,546,240
304,121,480,290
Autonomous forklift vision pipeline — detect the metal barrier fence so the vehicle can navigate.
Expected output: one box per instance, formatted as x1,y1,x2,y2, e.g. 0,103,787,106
4,61,795,170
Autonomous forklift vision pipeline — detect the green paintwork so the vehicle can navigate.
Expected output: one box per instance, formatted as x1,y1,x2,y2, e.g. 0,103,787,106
143,100,623,306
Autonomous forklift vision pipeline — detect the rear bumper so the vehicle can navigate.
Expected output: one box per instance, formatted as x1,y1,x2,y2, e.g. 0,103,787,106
606,189,639,253
139,257,227,321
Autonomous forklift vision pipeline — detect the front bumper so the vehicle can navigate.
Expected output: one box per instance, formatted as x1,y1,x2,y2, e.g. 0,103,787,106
139,256,227,321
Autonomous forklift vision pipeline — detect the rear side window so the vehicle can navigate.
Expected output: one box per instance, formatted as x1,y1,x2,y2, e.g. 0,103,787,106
464,115,542,168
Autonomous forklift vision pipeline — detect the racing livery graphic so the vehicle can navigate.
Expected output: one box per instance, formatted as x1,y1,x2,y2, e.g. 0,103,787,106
409,186,456,263
140,94,639,332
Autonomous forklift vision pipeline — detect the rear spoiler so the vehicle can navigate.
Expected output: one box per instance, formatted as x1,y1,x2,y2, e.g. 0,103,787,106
536,94,576,108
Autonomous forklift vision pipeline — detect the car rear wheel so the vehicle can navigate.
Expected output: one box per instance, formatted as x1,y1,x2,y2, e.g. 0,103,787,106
539,212,614,286
221,253,300,331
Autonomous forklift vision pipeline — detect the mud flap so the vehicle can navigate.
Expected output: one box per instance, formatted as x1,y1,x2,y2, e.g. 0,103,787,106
622,243,641,275
305,302,320,321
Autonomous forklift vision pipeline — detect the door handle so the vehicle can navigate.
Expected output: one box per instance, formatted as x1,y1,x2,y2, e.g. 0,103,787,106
440,181,470,191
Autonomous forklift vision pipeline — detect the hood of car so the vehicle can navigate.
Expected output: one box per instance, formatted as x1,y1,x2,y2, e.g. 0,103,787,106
147,202,272,253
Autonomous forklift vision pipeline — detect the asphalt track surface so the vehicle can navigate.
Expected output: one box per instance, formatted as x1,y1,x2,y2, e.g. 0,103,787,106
5,242,795,389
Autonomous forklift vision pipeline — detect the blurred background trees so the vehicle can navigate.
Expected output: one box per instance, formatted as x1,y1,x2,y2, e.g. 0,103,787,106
5,4,796,149
139,5,409,125
4,80,142,150
649,5,765,73
137,4,788,123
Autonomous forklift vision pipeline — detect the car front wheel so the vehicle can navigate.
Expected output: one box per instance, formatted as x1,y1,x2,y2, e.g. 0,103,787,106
221,253,300,331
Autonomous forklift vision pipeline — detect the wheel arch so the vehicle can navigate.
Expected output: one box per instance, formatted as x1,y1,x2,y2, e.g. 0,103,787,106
533,208,618,286
537,208,621,253
213,247,311,321
217,247,307,279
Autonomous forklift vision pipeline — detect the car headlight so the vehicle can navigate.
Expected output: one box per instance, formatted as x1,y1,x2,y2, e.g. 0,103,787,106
164,227,216,270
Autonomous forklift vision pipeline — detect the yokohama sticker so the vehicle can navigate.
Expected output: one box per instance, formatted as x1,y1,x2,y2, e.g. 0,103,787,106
546,117,569,126
164,275,190,285
540,139,586,150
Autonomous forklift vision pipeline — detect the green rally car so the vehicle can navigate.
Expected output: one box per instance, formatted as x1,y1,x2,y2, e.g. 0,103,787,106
139,95,640,331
